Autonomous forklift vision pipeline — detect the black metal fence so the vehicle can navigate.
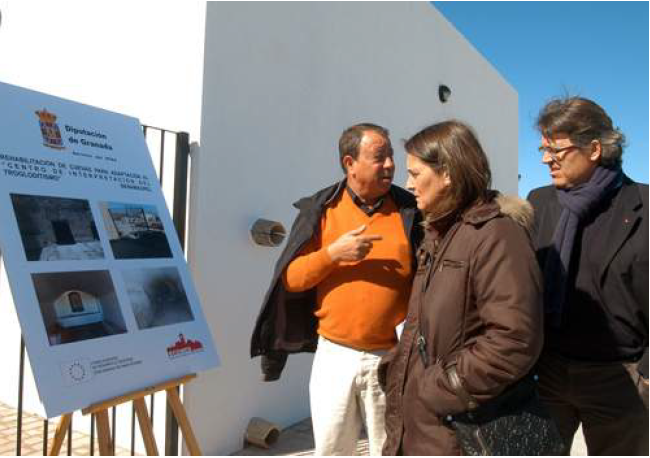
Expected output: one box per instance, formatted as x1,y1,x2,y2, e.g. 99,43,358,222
10,125,191,456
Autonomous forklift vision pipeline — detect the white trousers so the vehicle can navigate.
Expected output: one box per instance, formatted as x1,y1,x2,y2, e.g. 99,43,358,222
310,336,387,456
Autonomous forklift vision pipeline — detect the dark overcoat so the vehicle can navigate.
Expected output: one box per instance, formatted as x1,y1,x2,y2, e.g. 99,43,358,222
528,176,649,377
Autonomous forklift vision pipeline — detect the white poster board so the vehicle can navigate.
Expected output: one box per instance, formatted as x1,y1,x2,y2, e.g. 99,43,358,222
0,81,219,418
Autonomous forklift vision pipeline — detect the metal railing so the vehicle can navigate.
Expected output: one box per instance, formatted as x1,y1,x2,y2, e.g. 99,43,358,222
10,125,191,456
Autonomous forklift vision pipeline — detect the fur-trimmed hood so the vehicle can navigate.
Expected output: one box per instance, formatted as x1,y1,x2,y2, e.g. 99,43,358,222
453,192,534,233
495,194,534,231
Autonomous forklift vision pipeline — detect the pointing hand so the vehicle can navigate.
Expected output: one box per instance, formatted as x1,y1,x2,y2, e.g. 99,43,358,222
327,225,383,263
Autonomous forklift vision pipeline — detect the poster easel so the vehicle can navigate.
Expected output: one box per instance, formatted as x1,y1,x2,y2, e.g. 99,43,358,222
48,374,201,456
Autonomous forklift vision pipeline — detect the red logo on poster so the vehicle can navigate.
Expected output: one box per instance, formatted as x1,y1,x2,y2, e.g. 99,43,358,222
167,333,204,359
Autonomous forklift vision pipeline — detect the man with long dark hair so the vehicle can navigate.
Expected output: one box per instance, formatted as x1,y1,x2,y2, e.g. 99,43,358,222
528,96,648,455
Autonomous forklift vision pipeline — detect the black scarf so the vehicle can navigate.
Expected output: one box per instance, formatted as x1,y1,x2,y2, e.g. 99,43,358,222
544,166,623,327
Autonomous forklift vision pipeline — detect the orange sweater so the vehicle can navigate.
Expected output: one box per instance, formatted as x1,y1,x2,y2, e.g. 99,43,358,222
283,191,413,350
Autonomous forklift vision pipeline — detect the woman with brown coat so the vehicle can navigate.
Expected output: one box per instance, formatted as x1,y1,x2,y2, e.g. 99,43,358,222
381,121,544,455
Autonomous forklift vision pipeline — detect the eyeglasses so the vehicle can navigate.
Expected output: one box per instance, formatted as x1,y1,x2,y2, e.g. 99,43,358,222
538,145,580,162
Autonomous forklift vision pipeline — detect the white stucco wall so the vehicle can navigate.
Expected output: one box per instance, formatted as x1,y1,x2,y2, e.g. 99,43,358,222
186,2,517,455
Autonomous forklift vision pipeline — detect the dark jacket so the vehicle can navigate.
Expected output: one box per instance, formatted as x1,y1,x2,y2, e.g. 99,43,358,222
528,176,649,378
250,180,422,381
382,195,544,456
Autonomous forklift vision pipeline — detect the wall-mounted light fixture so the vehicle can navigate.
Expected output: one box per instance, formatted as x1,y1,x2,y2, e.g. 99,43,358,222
438,84,451,103
250,219,286,247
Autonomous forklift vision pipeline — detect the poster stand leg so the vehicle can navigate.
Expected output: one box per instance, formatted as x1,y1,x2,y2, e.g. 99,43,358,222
49,413,72,455
48,373,201,456
95,409,113,455
134,398,158,455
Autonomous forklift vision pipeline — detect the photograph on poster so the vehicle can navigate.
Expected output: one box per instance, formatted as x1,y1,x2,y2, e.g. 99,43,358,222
11,193,104,261
32,270,128,346
122,266,194,330
99,201,172,259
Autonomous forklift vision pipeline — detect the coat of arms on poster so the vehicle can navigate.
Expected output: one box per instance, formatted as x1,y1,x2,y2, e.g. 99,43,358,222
0,81,220,418
35,109,65,150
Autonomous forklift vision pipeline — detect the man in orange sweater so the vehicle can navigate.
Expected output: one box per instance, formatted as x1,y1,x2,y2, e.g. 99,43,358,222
251,124,421,455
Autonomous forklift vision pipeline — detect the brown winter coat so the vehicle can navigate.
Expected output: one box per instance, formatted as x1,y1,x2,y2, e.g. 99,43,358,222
381,195,544,456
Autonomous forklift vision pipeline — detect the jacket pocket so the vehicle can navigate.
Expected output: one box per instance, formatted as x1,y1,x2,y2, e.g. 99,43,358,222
439,259,466,271
417,361,467,417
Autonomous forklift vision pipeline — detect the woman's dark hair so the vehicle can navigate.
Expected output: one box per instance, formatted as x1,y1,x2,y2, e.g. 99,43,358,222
536,96,625,168
405,120,492,221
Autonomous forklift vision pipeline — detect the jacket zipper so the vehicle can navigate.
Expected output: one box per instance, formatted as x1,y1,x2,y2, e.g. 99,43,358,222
416,335,429,367
414,222,491,455
416,222,463,368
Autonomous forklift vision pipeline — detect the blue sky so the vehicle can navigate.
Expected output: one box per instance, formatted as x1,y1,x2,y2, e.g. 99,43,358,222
434,1,649,197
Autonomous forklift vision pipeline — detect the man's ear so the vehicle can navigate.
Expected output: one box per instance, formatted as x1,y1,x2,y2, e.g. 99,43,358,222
342,155,355,173
589,140,602,163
